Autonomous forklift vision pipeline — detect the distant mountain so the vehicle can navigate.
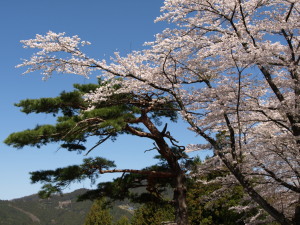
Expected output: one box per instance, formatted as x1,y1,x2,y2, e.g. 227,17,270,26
0,189,133,225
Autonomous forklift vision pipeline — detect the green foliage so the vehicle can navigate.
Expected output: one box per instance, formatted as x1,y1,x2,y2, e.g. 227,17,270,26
131,202,175,225
15,90,85,116
115,216,131,225
5,79,177,152
0,201,36,225
0,188,139,225
0,189,93,225
187,181,246,225
215,130,230,150
186,163,255,225
84,198,113,225
4,79,183,222
78,155,175,205
29,157,115,198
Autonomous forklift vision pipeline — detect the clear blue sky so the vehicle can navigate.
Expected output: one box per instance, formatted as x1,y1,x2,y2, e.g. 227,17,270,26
0,0,204,200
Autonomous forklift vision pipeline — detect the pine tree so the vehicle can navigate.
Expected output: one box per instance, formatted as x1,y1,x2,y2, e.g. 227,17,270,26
16,1,300,223
131,202,174,225
84,198,112,225
5,79,189,224
115,216,130,225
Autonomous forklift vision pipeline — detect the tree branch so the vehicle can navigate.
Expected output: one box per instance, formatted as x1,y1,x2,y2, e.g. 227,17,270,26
98,169,175,178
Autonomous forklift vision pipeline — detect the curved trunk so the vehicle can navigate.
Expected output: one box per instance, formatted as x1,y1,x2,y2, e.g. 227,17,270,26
140,114,189,224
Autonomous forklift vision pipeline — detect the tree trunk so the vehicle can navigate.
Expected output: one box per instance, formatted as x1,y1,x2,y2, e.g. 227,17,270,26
141,114,189,224
221,157,293,225
294,195,300,225
173,171,188,225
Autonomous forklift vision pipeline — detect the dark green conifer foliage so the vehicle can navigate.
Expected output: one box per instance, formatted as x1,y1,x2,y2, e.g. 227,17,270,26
5,79,176,150
131,202,175,225
5,79,192,224
187,175,246,224
78,154,179,204
115,216,131,225
30,157,116,198
186,157,261,225
84,198,112,225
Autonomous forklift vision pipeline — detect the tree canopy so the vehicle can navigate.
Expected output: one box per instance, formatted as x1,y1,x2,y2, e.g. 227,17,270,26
11,0,300,224
5,80,190,224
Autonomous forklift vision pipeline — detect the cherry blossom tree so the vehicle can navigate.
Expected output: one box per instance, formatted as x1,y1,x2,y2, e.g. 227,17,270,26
16,0,300,224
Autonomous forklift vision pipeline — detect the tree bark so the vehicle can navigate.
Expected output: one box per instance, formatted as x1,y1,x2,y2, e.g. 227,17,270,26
173,171,188,225
140,112,189,225
220,156,293,225
294,195,300,225
98,168,174,178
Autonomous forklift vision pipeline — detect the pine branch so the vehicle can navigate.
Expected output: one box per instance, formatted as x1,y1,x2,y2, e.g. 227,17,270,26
98,168,175,178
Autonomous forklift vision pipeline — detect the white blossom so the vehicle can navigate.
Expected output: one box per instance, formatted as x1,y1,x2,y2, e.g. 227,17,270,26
17,0,300,223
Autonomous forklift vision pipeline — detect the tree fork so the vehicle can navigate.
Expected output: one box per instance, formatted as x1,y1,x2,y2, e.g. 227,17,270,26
141,112,189,225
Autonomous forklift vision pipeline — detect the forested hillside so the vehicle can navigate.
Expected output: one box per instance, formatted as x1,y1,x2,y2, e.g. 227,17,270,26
0,189,133,225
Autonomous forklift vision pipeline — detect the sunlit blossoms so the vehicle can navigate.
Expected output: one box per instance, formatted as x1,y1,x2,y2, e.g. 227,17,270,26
17,0,300,224
17,31,103,79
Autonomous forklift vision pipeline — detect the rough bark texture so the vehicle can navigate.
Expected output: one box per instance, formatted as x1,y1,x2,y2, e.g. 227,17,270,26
141,112,189,225
173,171,188,225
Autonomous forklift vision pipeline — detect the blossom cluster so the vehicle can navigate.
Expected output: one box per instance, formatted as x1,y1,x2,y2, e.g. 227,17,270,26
17,0,300,223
